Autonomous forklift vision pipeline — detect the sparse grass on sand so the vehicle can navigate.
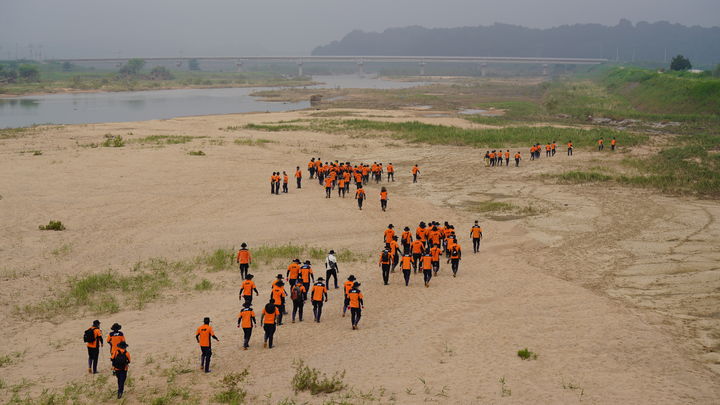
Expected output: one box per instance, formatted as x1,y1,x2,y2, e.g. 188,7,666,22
131,135,196,145
242,119,644,149
233,136,276,146
38,220,66,231
291,359,346,395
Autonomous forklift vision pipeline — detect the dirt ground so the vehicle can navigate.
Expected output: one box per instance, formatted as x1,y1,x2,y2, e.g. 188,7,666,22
1,108,718,404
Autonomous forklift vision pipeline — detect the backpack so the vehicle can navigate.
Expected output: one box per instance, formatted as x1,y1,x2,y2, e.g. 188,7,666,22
291,285,301,301
112,350,129,369
381,251,389,263
451,247,459,257
83,328,95,343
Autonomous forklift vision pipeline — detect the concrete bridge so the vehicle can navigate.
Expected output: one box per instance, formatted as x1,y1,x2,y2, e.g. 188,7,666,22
51,56,608,76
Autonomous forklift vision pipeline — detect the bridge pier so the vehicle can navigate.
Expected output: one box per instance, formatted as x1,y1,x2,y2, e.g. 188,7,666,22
297,60,303,77
419,61,426,76
542,64,549,76
356,60,364,76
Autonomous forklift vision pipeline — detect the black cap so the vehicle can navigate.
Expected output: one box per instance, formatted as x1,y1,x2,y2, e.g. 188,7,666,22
203,317,210,324
293,258,301,263
276,274,284,279
117,341,128,349
348,275,356,281
92,320,100,326
304,260,311,265
241,243,247,248
388,224,394,228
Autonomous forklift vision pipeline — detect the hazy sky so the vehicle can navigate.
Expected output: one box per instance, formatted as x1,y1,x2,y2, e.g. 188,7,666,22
1,0,718,59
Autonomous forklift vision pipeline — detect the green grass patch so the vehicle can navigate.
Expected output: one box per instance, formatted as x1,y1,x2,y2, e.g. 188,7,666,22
194,279,213,291
291,359,346,395
148,386,195,405
51,243,72,257
556,170,613,183
38,220,66,231
517,348,538,360
213,370,250,404
101,134,125,147
132,135,196,145
465,101,545,124
241,119,643,149
233,136,276,146
6,374,114,404
21,258,193,320
0,352,24,368
187,150,206,156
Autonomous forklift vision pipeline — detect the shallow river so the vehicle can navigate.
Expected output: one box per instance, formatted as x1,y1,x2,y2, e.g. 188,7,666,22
0,75,424,128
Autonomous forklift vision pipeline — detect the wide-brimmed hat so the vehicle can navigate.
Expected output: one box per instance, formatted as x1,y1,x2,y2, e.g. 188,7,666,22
111,323,121,331
348,275,356,281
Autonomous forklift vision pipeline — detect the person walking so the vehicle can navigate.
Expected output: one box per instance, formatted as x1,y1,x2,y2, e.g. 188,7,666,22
270,281,287,325
195,317,219,373
514,151,521,167
290,282,306,323
295,166,303,188
346,282,364,330
430,244,442,276
421,250,433,287
286,259,301,287
567,140,573,156
470,221,483,253
237,243,251,279
106,323,126,361
84,320,103,374
355,186,366,210
401,226,413,255
282,171,289,193
611,137,617,151
299,261,314,300
239,274,259,305
411,239,424,272
111,341,130,399
342,275,356,316
449,239,462,277
325,250,339,289
237,302,256,350
598,138,604,151
400,253,413,286
387,163,395,182
311,278,328,322
378,248,392,285
380,187,388,211
261,301,280,348
411,165,420,183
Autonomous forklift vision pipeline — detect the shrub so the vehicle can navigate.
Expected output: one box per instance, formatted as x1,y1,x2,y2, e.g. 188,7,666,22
517,348,538,360
187,150,206,156
194,279,212,291
39,220,66,231
101,134,125,147
213,370,250,404
291,359,346,395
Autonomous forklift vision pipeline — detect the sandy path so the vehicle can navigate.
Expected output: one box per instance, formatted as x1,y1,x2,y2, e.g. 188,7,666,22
0,110,718,404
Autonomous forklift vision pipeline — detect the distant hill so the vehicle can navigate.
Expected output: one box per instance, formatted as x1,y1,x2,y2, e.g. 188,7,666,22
312,20,720,66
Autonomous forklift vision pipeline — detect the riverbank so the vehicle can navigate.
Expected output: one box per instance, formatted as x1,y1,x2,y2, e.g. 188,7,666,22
1,108,718,404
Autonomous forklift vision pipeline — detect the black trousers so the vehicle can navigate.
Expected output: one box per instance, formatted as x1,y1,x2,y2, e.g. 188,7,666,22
312,300,324,321
568,148,573,156
381,264,390,285
357,198,364,209
423,269,432,284
403,269,411,286
302,282,310,300
388,172,394,181
391,253,399,271
292,299,304,321
515,158,520,167
239,263,249,279
432,260,439,274
242,294,253,305
283,182,288,193
326,269,338,288
288,278,297,288
473,238,481,252
326,187,331,198
297,178,301,188
412,254,421,271
263,324,276,348
350,307,362,326
380,199,387,211
402,243,410,255
87,347,99,373
242,327,252,348
115,369,127,397
451,258,460,275
200,346,212,372
413,174,417,183
276,304,285,324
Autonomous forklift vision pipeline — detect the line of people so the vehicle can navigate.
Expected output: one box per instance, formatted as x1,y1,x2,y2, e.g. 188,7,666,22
269,168,303,194
83,320,130,399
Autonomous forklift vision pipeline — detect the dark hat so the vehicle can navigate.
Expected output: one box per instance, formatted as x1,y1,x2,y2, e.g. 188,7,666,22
276,274,284,279
241,243,247,248
404,226,410,231
317,277,325,281
203,317,210,324
92,320,100,326
111,323,121,331
276,280,285,287
353,282,361,288
348,275,356,281
293,258,301,263
117,341,128,349
246,274,254,279
388,224,394,228
304,260,311,265
243,302,252,308
329,250,335,254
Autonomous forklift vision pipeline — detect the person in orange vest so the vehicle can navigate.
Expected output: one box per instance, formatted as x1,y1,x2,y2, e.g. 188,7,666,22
261,300,279,349
295,166,303,189
290,282,306,323
411,164,420,183
239,273,259,304
399,253,413,286
449,238,462,277
236,243,252,279
286,259,301,288
299,260,314,300
311,278,328,322
389,236,400,272
308,158,316,179
411,238,425,273
355,186,366,210
504,150,510,166
380,187,388,212
514,151,522,167
84,320,103,374
338,177,346,197
598,138,604,151
401,226,413,255
529,145,535,161
324,176,333,198
270,280,287,325
551,141,557,156
275,172,282,194
421,249,433,287
387,163,395,182
237,302,256,349
384,224,395,244
430,244,442,275
111,341,130,399
378,248,392,285
195,317,219,372
107,323,126,361
567,140,573,156
611,137,617,151
470,220,483,253
282,171,289,193
345,282,364,330
546,143,552,158
342,275,356,317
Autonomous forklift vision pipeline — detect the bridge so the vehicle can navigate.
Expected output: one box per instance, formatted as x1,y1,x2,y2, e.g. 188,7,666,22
50,56,608,76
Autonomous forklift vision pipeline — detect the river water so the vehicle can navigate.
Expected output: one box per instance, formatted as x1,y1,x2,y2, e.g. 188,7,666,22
0,75,425,128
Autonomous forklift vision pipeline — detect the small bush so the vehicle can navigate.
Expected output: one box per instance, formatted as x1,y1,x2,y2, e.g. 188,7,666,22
517,348,538,360
194,279,213,291
213,370,250,404
187,150,206,156
101,134,125,147
234,137,275,146
39,220,66,231
201,248,235,272
32,150,42,156
291,359,346,395
557,170,612,183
